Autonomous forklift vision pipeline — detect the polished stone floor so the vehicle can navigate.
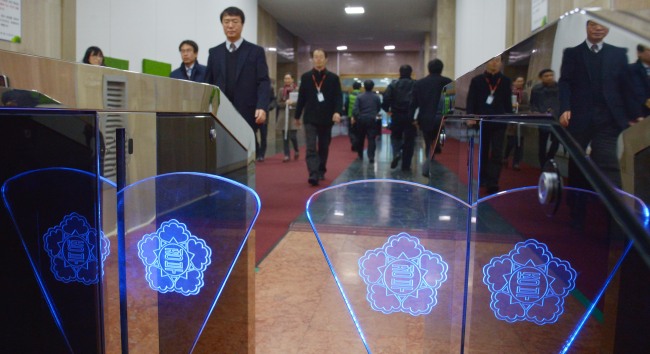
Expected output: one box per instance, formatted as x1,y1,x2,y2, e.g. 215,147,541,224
254,128,616,353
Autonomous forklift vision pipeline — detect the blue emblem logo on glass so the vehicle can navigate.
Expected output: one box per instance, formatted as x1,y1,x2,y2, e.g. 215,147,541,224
358,232,448,316
43,212,110,285
483,239,577,325
137,219,212,296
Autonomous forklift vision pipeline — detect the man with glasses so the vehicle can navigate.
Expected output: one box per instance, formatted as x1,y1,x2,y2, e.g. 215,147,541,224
170,40,206,82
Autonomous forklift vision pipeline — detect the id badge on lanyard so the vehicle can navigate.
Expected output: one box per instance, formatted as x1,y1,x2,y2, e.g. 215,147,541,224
313,73,326,103
485,76,501,106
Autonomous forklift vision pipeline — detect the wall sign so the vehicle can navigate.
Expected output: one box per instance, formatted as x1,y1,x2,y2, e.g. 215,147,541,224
0,0,21,43
531,0,548,31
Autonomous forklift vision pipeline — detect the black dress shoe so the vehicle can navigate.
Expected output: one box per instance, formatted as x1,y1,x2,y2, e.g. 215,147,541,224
308,177,319,186
390,155,401,169
318,173,325,180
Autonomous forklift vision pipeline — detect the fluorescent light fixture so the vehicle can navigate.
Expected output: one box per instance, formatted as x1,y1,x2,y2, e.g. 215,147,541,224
384,45,395,50
438,215,451,221
268,47,277,52
432,45,438,49
337,45,348,51
345,6,365,14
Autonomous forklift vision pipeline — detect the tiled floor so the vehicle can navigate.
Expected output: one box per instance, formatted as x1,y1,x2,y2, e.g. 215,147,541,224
254,130,613,353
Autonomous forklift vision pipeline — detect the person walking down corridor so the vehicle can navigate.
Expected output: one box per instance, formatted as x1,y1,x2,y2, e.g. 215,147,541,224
466,56,513,194
294,48,343,186
277,73,300,162
352,80,382,163
383,64,416,171
409,59,452,177
204,6,270,161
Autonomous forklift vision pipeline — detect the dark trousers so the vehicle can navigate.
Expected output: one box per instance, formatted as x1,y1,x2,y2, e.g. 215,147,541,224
282,129,299,157
256,122,268,158
304,123,332,178
421,125,441,176
390,116,417,169
538,127,560,168
355,118,378,160
479,123,506,189
504,135,524,165
568,120,622,189
348,117,361,150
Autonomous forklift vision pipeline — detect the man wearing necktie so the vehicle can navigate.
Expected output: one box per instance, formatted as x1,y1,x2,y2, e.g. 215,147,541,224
204,6,270,161
170,40,207,82
559,20,637,189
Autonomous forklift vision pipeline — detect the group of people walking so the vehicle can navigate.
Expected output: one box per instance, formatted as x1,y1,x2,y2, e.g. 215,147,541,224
87,6,647,193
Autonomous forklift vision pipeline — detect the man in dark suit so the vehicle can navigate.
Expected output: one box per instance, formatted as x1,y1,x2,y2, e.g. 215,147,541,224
559,20,635,188
294,48,343,186
466,56,513,194
170,40,207,82
629,44,650,119
409,59,452,177
204,6,270,160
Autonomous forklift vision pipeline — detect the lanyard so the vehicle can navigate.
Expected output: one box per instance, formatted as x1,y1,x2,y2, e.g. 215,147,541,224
312,73,326,92
485,76,501,95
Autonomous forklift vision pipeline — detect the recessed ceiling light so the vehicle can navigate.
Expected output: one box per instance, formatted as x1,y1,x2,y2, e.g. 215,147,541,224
384,45,395,50
345,6,365,14
268,47,277,52
337,45,348,51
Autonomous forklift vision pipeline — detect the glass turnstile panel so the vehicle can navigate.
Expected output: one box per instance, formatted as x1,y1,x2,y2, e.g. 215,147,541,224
307,180,471,352
306,179,648,353
116,172,260,353
429,119,479,203
2,168,115,353
467,187,646,353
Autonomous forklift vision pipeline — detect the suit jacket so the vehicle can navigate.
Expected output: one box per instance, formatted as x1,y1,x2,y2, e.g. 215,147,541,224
628,59,650,117
204,40,270,126
170,61,207,82
408,73,452,132
559,41,631,133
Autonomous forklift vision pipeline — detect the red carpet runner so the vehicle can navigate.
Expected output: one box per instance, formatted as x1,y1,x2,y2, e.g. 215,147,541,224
254,135,356,264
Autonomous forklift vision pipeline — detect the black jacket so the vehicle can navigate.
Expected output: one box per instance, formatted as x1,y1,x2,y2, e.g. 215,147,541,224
409,73,452,132
170,61,207,82
295,68,343,126
466,71,513,116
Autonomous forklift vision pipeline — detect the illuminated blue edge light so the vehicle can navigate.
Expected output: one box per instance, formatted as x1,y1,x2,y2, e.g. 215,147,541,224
476,185,649,349
560,241,633,353
306,179,470,353
119,171,261,353
136,218,212,296
482,238,577,325
1,167,116,353
358,232,448,316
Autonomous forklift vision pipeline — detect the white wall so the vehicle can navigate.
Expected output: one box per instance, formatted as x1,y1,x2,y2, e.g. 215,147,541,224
77,0,259,73
455,0,507,79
